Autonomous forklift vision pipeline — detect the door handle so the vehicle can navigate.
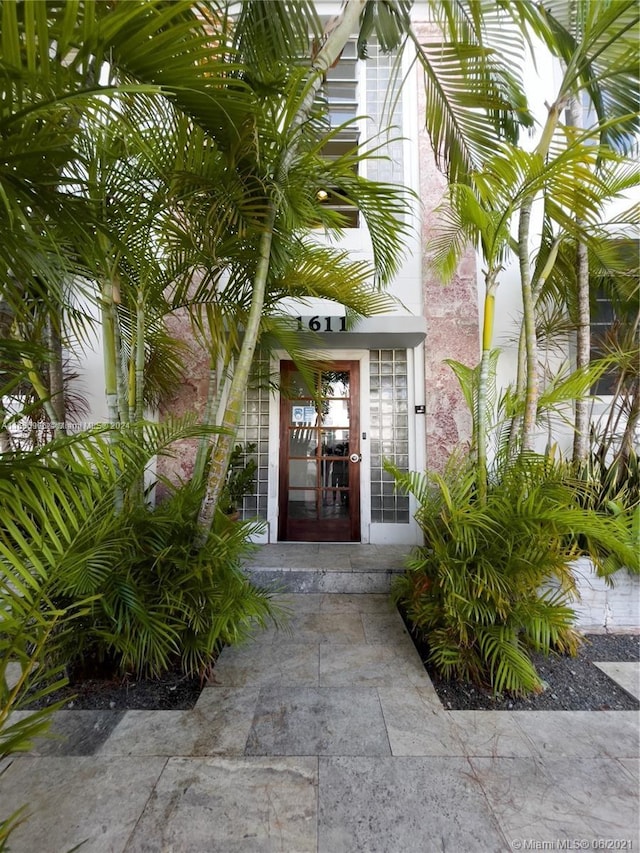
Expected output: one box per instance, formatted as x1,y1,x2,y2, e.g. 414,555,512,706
349,453,362,463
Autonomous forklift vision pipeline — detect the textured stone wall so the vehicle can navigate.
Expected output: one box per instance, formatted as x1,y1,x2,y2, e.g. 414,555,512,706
155,307,211,498
415,24,480,470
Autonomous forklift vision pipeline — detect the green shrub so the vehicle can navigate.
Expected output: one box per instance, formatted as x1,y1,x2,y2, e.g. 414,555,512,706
1,455,96,850
0,421,281,685
388,452,638,696
568,447,640,578
0,420,280,845
55,479,279,678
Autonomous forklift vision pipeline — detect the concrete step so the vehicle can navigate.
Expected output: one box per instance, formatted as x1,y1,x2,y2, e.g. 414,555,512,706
242,544,410,594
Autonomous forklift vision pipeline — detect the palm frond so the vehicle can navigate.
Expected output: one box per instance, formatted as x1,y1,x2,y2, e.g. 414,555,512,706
506,0,639,152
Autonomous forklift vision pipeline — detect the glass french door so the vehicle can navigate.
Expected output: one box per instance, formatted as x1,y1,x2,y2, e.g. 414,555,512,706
278,361,360,542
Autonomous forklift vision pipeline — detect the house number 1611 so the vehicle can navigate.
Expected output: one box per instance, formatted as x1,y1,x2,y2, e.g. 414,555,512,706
295,316,347,332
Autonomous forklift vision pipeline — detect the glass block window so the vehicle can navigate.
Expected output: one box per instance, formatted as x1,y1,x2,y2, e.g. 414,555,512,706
369,350,410,523
365,42,404,186
236,358,270,520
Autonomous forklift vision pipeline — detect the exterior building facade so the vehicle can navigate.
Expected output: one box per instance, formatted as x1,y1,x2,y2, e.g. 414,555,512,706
158,7,480,545
68,5,633,553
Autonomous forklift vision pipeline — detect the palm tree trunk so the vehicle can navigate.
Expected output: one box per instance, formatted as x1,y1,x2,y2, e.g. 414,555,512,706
195,0,367,539
518,198,539,451
507,324,527,458
100,276,124,511
192,355,223,485
519,99,566,452
568,98,591,463
572,235,590,461
196,203,277,535
101,278,120,429
113,308,129,425
47,312,66,435
22,356,59,428
135,292,145,422
477,268,499,502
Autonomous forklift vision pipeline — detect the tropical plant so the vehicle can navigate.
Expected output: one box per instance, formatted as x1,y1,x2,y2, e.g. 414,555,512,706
0,421,279,681
0,444,99,849
0,0,542,529
0,586,76,850
434,137,636,459
9,0,634,704
567,308,640,572
388,452,638,695
218,443,258,516
506,0,638,451
432,0,638,479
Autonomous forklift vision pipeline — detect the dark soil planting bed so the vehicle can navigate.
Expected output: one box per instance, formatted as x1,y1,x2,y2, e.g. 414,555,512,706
402,611,639,711
25,665,205,711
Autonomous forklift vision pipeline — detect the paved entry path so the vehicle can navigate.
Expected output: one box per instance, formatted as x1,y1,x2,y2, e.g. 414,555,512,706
2,593,639,852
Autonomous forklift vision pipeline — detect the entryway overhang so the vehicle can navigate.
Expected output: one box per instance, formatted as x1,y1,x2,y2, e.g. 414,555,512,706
293,315,427,349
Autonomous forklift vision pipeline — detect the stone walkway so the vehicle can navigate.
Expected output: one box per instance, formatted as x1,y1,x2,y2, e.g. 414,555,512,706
1,585,639,851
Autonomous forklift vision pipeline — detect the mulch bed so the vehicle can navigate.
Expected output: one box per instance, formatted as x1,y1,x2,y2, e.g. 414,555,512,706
406,621,640,711
24,664,205,711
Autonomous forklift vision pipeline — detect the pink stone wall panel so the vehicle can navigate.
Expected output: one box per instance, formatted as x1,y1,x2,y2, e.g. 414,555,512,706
415,22,480,469
156,307,210,497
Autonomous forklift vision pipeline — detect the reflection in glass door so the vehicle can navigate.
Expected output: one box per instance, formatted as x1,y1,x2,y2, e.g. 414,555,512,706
278,361,360,541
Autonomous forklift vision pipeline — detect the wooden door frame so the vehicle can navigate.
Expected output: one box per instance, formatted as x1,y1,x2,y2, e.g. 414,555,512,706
278,360,360,542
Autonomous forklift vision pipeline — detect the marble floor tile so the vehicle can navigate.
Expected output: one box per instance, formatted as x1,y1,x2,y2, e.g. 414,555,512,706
320,642,430,687
360,610,411,643
243,545,321,566
260,611,367,645
594,662,640,700
245,686,391,756
318,593,395,614
448,710,543,758
0,755,166,853
26,709,125,756
378,688,536,758
378,687,464,756
471,756,640,847
125,756,318,852
271,593,323,612
98,687,260,756
318,756,506,853
617,757,640,783
209,642,320,687
512,710,640,758
316,570,396,593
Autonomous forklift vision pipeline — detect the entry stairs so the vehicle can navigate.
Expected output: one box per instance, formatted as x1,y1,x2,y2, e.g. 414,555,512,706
242,543,411,593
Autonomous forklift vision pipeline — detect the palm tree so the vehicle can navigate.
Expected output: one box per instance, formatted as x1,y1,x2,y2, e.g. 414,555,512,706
504,0,639,450
431,140,635,498
80,0,536,531
1,1,556,523
431,0,638,476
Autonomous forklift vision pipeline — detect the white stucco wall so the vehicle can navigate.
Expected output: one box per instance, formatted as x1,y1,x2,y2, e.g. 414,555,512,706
476,40,558,409
476,38,638,460
572,559,640,632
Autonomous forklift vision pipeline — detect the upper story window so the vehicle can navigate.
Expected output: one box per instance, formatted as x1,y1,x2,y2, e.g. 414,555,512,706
590,241,638,397
324,39,358,129
317,39,360,228
591,290,617,396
